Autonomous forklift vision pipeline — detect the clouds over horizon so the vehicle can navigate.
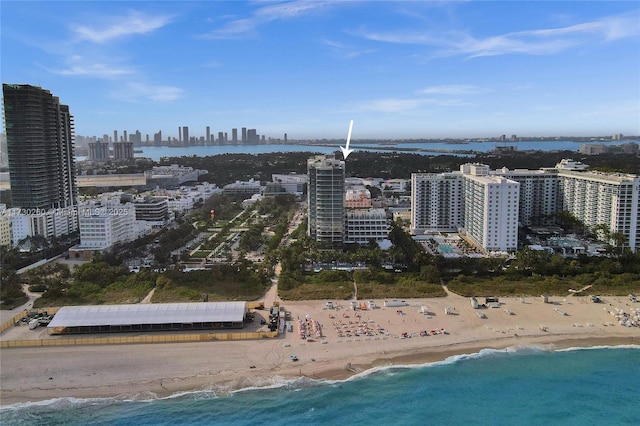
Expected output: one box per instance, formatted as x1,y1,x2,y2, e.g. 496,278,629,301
70,10,174,43
202,0,340,39
355,10,640,58
45,10,182,102
48,55,135,79
3,1,637,138
349,84,489,113
110,82,183,102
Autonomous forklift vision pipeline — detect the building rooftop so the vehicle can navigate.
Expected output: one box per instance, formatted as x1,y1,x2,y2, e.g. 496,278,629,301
48,301,247,328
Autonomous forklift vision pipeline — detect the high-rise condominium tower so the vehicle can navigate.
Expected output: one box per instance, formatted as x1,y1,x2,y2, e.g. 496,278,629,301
2,84,78,210
307,154,345,248
182,126,189,146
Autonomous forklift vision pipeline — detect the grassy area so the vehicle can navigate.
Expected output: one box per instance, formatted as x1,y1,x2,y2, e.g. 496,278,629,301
33,270,156,307
356,281,446,299
190,250,212,259
101,279,154,304
30,260,271,307
278,282,354,301
0,281,28,310
278,269,447,300
355,270,446,299
152,268,269,303
446,272,640,297
278,270,354,301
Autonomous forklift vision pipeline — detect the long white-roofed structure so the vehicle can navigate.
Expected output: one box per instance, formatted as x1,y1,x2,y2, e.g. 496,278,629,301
47,302,248,335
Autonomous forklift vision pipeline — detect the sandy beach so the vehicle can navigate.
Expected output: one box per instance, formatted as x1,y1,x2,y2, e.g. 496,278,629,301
1,290,638,406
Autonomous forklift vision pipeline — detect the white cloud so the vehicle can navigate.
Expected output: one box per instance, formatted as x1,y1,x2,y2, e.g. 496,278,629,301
49,55,134,78
204,18,257,39
348,90,475,113
203,0,341,39
321,38,377,59
111,82,183,102
356,11,640,58
71,10,173,43
520,13,640,42
418,84,489,95
254,0,335,20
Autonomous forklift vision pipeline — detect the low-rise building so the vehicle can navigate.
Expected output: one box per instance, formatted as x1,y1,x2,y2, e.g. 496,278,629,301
345,208,389,244
345,188,372,209
133,197,171,228
8,206,77,246
223,179,262,196
271,174,306,195
146,164,207,189
77,198,136,249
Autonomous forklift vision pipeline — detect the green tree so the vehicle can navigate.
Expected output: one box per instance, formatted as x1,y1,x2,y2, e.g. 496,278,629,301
419,264,441,284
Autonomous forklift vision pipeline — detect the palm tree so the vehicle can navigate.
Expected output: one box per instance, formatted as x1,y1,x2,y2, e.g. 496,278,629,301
592,223,610,242
610,231,627,256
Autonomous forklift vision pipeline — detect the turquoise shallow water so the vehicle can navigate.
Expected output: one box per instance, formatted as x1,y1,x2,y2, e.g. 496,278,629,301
2,346,639,426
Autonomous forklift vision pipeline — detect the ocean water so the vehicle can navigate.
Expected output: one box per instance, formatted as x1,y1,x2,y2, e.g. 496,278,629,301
2,346,638,425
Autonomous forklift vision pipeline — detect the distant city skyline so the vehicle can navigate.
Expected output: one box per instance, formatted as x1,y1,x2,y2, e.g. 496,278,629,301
2,1,639,139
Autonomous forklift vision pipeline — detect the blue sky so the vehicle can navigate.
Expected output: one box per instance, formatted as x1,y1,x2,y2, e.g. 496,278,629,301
2,1,639,140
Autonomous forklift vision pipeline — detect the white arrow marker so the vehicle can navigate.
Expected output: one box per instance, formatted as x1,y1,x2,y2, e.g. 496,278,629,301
340,119,354,160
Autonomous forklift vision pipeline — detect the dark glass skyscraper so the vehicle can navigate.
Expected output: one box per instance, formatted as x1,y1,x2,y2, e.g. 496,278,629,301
2,84,78,210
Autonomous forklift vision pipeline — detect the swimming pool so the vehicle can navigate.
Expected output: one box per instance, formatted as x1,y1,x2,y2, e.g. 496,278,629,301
439,244,454,253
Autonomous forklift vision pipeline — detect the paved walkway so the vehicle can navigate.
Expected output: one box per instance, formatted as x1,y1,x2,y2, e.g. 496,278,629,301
0,284,41,324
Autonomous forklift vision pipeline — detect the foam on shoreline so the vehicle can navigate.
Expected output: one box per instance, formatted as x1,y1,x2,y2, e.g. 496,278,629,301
2,340,637,411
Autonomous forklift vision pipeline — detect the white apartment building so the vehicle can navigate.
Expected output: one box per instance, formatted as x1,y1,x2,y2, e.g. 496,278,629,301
9,206,77,246
191,182,221,197
411,171,463,233
494,167,558,226
345,208,389,244
77,198,136,249
556,169,639,252
271,174,307,195
223,179,262,195
164,196,194,214
460,164,520,252
411,160,639,253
